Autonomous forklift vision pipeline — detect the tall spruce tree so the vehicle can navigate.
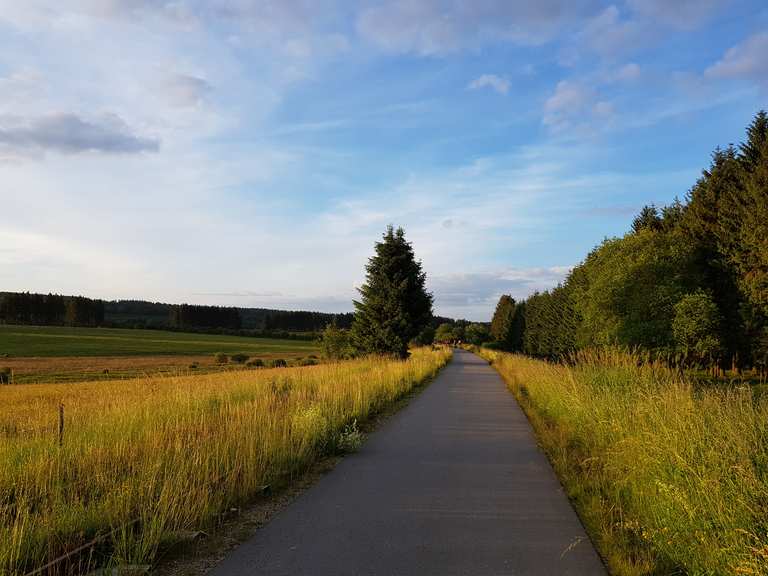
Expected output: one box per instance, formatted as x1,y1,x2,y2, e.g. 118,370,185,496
350,226,433,358
490,295,515,345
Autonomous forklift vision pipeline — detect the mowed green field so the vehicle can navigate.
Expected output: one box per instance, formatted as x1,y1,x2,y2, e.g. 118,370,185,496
0,324,319,357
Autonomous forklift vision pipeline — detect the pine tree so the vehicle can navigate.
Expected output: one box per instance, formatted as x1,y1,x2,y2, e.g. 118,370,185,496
490,295,515,344
631,204,662,233
350,226,433,358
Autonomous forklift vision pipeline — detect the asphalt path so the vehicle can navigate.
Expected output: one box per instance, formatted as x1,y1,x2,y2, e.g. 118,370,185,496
210,349,607,576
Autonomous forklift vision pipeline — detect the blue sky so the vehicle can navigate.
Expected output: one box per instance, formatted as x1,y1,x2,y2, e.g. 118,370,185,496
2,0,766,321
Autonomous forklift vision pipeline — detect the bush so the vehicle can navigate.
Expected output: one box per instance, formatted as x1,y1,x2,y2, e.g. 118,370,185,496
336,419,364,453
214,353,229,364
297,358,318,366
230,353,250,364
269,359,287,368
0,368,11,385
246,359,264,368
321,324,352,360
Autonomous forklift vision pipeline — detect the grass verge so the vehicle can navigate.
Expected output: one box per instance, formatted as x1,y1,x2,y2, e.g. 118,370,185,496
0,346,452,575
479,348,768,575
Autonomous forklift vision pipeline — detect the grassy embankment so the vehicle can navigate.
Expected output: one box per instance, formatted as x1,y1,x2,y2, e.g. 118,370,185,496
480,348,768,575
0,325,321,383
0,346,452,575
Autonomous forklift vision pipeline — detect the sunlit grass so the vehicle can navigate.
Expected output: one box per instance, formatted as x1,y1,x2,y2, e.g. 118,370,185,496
0,347,451,575
480,348,768,575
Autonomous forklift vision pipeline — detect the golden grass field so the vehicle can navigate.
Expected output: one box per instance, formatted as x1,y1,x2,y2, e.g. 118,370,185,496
480,348,768,575
1,353,315,384
0,346,451,575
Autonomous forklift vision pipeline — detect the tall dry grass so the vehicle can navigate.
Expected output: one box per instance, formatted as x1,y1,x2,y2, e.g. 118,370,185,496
480,348,768,575
0,347,451,575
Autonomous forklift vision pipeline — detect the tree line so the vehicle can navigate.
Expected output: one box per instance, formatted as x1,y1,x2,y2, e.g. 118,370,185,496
490,111,768,371
0,292,354,334
0,292,104,326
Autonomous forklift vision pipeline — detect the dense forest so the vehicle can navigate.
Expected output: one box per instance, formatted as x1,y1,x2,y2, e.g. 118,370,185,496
0,292,354,335
490,111,768,371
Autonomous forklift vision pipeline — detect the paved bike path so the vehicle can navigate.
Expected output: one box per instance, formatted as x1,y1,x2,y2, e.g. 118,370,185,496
210,349,606,575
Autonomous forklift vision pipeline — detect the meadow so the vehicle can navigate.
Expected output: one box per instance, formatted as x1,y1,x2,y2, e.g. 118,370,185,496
0,325,319,357
0,346,451,575
0,325,321,384
479,348,768,575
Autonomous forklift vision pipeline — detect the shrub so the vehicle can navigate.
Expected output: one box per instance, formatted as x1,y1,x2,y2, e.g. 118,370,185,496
246,359,264,368
321,324,352,360
297,358,318,366
0,368,11,385
336,419,364,453
270,359,287,368
214,353,229,364
230,353,250,364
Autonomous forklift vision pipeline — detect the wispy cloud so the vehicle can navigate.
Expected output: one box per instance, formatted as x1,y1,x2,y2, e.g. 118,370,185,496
542,80,615,133
626,0,729,29
468,74,510,95
356,0,597,55
272,119,349,136
705,32,768,89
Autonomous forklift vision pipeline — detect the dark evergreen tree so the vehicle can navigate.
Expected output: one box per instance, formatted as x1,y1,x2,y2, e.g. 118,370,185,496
350,226,433,358
490,295,515,344
631,204,662,233
507,301,526,352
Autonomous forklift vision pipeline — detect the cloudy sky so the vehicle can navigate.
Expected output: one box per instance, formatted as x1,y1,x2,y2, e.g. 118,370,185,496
2,1,766,320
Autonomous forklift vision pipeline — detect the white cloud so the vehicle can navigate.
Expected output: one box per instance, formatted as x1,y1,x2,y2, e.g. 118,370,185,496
572,1,729,62
542,79,617,133
356,0,597,55
543,80,591,128
468,74,510,95
705,32,768,88
578,5,650,58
